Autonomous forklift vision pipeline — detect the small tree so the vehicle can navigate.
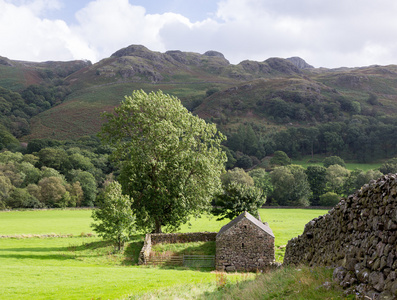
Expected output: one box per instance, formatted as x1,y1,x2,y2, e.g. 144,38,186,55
379,158,397,174
91,181,135,250
323,156,346,168
212,182,265,221
270,151,291,166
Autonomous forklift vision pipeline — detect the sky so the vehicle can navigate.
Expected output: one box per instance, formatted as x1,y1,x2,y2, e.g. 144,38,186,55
1,0,397,68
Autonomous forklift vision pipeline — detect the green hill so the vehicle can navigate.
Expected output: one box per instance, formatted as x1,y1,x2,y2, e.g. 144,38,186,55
1,44,397,162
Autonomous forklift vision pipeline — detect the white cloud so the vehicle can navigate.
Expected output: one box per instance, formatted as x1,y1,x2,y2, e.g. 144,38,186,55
159,0,397,67
0,0,93,61
72,0,191,61
0,0,397,67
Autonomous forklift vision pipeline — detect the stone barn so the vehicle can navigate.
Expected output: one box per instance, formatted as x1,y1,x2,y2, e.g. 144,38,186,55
216,211,275,272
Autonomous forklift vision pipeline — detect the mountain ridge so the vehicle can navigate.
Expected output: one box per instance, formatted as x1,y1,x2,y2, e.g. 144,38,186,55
0,44,397,144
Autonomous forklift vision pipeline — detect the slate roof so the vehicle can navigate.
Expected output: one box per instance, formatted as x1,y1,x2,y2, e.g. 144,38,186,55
216,211,275,238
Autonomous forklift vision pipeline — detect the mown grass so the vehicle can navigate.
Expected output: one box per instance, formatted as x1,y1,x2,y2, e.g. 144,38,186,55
0,236,217,300
0,209,93,235
0,208,329,299
1,208,328,261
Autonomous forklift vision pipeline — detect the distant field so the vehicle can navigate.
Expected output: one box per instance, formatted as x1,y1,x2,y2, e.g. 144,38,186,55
292,157,383,171
0,208,328,299
0,209,93,235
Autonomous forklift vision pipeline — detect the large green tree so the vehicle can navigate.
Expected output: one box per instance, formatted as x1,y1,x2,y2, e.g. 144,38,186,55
270,165,311,206
305,165,327,206
221,167,254,187
325,164,350,195
211,182,265,221
100,90,226,233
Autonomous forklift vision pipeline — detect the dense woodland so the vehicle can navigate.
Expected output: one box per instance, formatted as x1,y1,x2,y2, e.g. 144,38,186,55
1,82,397,210
0,136,113,209
1,132,396,210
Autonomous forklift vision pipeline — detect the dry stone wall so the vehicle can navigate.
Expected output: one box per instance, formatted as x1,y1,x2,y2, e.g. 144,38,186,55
284,173,397,298
138,232,217,265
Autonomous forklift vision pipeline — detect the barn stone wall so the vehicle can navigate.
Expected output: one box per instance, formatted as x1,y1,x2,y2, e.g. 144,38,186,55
216,218,275,272
284,173,397,298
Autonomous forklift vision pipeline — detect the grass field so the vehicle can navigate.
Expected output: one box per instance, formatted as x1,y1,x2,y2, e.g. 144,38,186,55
292,156,383,171
0,208,329,299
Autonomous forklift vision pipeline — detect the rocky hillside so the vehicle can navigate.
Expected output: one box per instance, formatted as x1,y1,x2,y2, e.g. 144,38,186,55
1,44,397,143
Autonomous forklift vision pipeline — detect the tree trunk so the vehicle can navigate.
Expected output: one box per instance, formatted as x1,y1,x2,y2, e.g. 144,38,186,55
154,219,162,233
117,238,123,251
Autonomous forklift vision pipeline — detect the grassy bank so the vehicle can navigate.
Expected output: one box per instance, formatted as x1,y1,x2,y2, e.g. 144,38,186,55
137,266,348,299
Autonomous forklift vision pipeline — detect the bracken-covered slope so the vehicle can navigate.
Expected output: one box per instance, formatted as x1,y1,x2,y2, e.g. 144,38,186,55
22,45,308,140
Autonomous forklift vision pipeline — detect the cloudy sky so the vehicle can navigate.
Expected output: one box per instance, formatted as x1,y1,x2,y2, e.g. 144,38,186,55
1,0,397,68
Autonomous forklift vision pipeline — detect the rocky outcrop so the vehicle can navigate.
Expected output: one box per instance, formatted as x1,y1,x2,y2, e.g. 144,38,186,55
265,57,302,75
203,51,230,65
0,56,13,67
284,173,397,298
336,74,369,89
238,60,272,76
111,45,163,62
286,57,314,69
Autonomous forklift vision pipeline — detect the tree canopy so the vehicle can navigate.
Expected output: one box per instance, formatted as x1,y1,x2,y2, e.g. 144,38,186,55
270,165,311,206
100,90,226,233
211,182,265,221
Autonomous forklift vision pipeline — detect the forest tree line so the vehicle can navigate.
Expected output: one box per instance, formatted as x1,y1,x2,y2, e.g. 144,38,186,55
1,133,396,210
0,136,114,209
224,116,397,170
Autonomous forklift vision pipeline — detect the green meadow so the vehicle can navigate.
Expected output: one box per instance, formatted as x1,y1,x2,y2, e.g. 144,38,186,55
0,208,329,299
291,156,383,171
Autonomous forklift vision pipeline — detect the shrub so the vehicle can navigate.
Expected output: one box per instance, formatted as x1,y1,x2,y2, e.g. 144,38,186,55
323,156,346,168
319,192,340,206
7,188,43,209
379,157,397,174
270,151,291,166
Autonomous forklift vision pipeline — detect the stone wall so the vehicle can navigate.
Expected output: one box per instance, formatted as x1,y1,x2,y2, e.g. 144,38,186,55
138,232,217,265
284,173,397,298
216,218,275,272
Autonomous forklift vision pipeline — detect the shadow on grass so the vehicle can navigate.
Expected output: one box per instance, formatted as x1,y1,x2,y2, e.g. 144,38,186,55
66,240,113,252
0,253,78,260
122,239,144,266
147,241,216,272
173,242,216,256
0,235,145,264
